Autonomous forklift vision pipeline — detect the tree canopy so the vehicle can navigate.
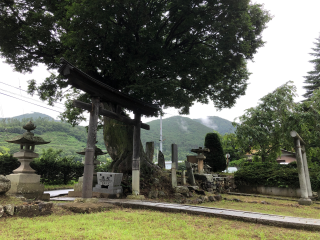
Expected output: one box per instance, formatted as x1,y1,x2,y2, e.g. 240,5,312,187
303,34,320,100
0,0,271,122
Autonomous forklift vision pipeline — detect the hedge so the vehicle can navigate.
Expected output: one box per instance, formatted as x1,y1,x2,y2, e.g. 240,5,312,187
234,162,320,190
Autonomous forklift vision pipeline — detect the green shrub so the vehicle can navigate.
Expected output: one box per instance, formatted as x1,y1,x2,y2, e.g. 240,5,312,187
0,154,20,175
234,161,320,190
30,148,83,185
204,132,226,172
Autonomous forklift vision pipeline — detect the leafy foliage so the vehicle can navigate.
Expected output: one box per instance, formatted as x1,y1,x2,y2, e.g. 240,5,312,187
0,0,270,123
303,34,320,100
204,132,226,172
233,82,297,162
235,162,320,190
0,153,20,176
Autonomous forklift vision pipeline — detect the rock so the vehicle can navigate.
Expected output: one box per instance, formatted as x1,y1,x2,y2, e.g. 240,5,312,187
173,193,183,199
0,205,3,217
158,151,165,169
208,196,215,202
233,198,242,202
0,175,11,194
200,196,208,202
153,178,160,186
148,190,158,199
214,194,222,201
38,202,53,214
174,186,189,194
4,204,14,216
188,192,193,198
74,198,99,203
195,189,206,195
197,199,203,204
158,191,166,197
187,186,199,191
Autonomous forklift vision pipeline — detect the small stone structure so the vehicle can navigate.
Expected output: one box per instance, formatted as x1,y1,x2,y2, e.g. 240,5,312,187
190,147,210,174
0,175,11,194
68,144,106,197
158,150,165,169
93,172,123,195
5,121,50,200
146,142,154,162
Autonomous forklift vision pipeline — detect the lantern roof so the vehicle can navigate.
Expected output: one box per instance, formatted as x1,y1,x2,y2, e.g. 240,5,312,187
76,143,107,156
6,121,50,145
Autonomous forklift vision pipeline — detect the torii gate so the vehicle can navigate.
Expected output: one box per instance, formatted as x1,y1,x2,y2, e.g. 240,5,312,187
59,58,159,198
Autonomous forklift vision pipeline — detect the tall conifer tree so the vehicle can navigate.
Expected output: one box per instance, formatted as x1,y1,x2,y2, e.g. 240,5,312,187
303,35,320,99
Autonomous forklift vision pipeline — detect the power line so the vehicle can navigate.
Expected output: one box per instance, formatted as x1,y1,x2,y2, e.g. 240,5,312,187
0,91,62,113
0,88,65,110
0,81,65,106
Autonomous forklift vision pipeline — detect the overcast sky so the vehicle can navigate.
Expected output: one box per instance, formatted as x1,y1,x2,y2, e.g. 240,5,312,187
0,0,320,125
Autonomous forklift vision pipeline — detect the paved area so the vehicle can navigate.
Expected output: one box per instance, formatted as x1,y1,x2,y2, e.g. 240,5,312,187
44,189,72,198
48,195,320,231
102,199,320,231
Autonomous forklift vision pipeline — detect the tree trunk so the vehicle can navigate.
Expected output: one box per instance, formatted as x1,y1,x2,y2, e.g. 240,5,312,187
102,103,160,174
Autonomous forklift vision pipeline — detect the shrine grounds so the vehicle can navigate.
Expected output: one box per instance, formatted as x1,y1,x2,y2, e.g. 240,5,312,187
1,194,320,239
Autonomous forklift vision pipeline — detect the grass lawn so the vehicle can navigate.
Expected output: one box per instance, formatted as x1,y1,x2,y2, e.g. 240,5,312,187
1,206,320,239
195,194,320,220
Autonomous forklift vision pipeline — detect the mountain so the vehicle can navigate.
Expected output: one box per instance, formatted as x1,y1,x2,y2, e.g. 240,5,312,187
0,112,56,121
0,113,235,162
193,116,236,135
0,112,106,162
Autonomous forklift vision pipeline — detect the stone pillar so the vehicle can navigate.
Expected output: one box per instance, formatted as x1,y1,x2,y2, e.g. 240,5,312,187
185,161,196,185
302,146,312,198
132,112,142,196
291,131,312,205
146,142,154,162
182,170,187,185
158,150,165,169
82,97,100,198
171,162,177,188
171,144,178,169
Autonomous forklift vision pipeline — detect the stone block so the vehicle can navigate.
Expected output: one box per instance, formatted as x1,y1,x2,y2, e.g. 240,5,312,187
298,198,312,205
0,175,11,194
173,186,189,194
0,205,3,218
4,204,14,216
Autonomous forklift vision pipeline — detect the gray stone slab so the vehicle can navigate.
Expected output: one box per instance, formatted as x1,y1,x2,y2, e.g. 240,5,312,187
50,197,75,201
44,189,73,197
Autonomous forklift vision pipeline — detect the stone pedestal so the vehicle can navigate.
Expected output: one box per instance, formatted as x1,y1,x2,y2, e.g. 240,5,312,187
298,198,312,206
92,172,123,195
6,173,49,200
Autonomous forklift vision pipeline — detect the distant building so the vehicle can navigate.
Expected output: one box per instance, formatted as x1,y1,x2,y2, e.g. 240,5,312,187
245,149,296,164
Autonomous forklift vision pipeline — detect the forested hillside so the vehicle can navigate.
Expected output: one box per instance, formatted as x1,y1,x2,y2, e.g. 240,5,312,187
193,116,235,135
0,113,106,162
0,113,235,162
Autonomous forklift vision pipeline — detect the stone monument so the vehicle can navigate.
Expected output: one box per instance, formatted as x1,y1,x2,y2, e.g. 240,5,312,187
5,121,50,200
68,143,106,197
92,172,123,195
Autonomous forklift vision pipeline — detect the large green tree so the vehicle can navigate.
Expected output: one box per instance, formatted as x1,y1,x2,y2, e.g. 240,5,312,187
233,82,297,162
0,0,271,172
303,34,320,100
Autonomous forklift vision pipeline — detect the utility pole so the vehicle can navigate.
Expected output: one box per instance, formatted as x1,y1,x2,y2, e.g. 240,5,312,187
160,114,163,152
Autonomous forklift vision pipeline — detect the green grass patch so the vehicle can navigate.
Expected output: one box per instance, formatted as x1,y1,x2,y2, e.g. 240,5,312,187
44,184,75,191
1,208,320,239
0,194,24,205
200,194,320,219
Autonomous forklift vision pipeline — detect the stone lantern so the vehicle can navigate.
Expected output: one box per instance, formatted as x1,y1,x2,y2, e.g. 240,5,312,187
68,143,107,197
191,147,210,174
6,121,50,200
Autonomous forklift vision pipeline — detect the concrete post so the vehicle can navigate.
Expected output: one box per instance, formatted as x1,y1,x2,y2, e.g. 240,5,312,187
132,112,141,196
146,142,154,162
82,97,99,198
171,144,178,169
302,146,312,198
182,170,187,185
291,131,312,205
171,162,177,188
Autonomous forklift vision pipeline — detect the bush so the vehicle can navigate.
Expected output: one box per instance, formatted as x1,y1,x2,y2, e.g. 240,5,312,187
0,154,20,175
30,148,84,185
204,132,226,172
234,161,320,190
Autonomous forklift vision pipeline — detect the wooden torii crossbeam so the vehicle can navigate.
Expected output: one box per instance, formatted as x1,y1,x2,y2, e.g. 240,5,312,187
59,58,159,198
